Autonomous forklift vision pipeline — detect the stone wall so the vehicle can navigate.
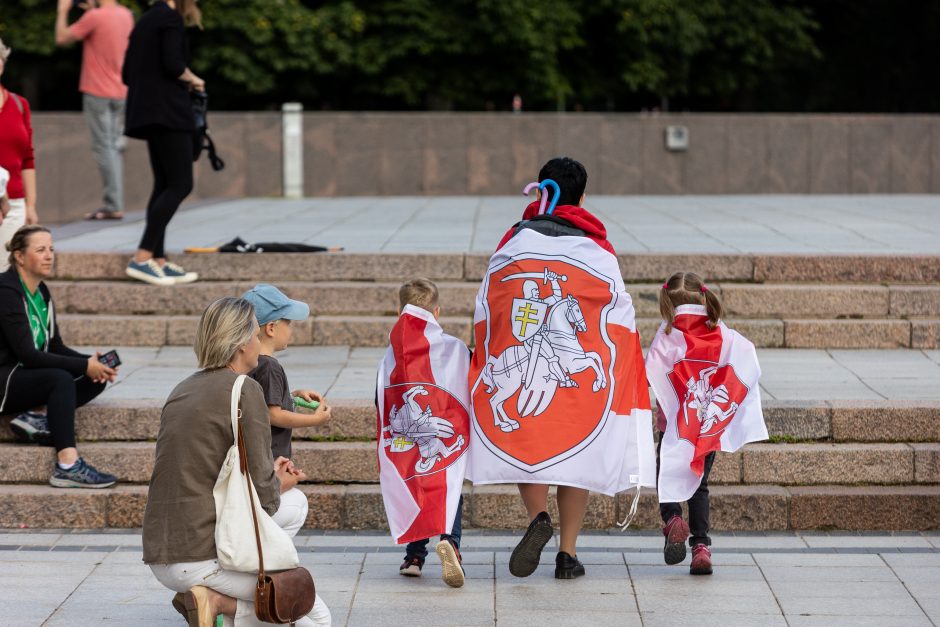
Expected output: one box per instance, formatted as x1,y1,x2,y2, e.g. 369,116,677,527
33,112,940,223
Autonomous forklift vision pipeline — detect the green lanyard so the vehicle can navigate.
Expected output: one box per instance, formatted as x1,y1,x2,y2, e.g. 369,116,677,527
20,277,49,350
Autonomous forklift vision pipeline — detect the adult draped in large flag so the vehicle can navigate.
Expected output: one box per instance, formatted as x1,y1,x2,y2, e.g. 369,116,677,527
467,221,656,496
376,304,470,544
647,304,768,503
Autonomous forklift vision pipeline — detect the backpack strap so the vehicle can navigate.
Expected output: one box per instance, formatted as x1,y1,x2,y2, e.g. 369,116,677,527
203,131,225,172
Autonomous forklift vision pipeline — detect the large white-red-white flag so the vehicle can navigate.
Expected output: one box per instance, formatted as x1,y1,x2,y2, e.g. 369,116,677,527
376,305,471,544
646,304,768,503
467,229,656,495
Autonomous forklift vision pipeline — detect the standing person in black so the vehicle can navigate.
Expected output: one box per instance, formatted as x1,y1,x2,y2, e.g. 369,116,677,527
0,225,118,488
122,0,202,287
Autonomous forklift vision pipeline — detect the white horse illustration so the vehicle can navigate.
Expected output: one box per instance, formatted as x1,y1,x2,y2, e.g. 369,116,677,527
683,366,739,435
481,295,606,432
384,386,465,473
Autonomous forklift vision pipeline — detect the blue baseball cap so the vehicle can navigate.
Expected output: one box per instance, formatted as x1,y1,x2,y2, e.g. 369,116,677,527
241,284,310,325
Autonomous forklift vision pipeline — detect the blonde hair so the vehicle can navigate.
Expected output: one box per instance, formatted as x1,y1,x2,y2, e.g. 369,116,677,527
659,271,723,334
399,278,439,313
0,37,11,62
194,298,257,369
7,225,51,267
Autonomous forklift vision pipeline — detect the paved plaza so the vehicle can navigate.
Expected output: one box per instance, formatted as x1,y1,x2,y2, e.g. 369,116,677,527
2,530,939,626
83,345,940,404
51,195,940,255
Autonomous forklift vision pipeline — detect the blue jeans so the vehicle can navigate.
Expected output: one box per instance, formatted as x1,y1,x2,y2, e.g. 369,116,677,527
405,495,463,560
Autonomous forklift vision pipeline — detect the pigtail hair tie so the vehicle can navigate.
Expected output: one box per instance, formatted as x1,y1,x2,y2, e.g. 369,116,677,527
662,283,669,290
700,285,709,293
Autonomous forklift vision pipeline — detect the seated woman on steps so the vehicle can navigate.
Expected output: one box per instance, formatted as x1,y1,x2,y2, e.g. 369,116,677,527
144,296,330,627
0,224,118,488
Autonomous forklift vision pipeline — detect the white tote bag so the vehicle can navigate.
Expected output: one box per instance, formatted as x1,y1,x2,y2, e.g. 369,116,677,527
214,375,299,572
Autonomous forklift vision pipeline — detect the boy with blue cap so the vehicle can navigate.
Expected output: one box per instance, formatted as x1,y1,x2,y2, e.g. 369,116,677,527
241,284,332,462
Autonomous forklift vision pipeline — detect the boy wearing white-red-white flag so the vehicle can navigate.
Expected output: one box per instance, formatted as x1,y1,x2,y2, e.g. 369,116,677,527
468,157,656,581
646,271,768,575
376,279,469,588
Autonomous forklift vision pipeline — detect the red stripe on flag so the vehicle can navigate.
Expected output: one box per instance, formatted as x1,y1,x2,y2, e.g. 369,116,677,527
675,314,723,476
388,314,448,544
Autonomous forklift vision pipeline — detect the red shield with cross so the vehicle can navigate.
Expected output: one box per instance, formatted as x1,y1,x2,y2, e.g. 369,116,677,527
667,359,749,445
381,382,470,481
472,254,616,471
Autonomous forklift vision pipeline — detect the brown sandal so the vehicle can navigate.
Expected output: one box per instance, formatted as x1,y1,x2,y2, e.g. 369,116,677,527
84,209,124,220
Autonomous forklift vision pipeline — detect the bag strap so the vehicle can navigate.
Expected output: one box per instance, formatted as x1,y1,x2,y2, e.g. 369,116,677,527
6,92,24,115
229,375,268,584
204,131,225,171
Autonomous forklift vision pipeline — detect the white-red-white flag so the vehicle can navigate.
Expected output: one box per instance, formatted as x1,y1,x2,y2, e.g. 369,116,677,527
646,304,768,503
467,229,656,495
376,305,471,544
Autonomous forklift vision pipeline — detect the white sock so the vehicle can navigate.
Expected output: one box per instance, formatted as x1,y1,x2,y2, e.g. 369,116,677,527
57,460,77,470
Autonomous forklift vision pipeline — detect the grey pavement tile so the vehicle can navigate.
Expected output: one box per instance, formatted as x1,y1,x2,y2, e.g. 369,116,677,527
635,591,782,615
774,592,927,617
496,590,637,612
753,553,885,568
888,567,940,584
879,554,940,567
497,609,642,627
640,613,788,627
785,617,931,627
758,565,899,583
802,536,934,549
625,551,756,566
345,608,493,627
767,579,912,599
0,532,62,546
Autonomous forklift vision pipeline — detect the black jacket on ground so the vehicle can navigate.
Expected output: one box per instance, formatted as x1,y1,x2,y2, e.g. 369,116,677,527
0,268,88,412
122,1,193,139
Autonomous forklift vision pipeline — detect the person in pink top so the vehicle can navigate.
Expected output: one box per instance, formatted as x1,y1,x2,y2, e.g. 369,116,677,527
55,0,134,221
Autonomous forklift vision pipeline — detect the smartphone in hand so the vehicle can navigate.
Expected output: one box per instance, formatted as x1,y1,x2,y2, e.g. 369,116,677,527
98,350,121,369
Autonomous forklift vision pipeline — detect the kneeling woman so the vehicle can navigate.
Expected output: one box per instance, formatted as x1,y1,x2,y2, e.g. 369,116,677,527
144,297,330,627
0,225,118,487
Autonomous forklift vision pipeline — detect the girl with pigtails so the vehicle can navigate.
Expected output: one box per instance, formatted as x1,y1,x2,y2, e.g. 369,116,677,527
645,271,768,576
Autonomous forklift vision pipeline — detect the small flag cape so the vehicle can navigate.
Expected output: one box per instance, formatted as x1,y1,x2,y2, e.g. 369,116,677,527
646,304,768,503
376,305,471,543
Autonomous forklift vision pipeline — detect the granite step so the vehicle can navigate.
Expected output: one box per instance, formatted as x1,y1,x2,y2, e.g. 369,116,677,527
54,313,939,348
47,280,940,319
3,400,938,444
53,252,940,284
1,442,936,486
1,483,938,531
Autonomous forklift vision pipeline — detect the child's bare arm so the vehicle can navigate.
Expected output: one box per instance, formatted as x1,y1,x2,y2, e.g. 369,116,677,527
269,404,332,428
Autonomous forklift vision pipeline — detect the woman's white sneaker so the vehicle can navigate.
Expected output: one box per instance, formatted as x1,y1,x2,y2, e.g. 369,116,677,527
161,261,199,284
126,259,175,286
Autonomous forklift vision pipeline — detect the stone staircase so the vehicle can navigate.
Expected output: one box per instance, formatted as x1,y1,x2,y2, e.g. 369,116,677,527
0,251,938,531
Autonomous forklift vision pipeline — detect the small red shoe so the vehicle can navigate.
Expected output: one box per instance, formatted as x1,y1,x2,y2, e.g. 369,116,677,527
690,543,713,575
662,515,690,565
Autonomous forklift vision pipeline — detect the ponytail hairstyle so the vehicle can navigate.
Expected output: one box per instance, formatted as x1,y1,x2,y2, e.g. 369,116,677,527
7,224,52,267
659,271,722,334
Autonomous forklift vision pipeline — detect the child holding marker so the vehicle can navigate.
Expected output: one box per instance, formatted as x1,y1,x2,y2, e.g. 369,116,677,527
646,272,767,575
241,284,333,462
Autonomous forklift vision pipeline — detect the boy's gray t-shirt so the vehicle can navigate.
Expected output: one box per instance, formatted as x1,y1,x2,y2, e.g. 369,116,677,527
249,354,294,459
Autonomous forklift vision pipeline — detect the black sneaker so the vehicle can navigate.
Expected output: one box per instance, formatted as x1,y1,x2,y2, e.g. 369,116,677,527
555,551,586,579
399,555,424,577
9,411,52,446
49,457,117,489
509,511,553,578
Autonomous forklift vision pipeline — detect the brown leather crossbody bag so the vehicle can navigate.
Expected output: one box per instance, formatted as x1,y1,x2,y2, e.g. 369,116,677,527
237,421,316,624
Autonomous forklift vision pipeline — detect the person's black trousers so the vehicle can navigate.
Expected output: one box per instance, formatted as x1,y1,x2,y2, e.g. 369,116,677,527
656,433,716,546
139,130,193,258
3,368,106,451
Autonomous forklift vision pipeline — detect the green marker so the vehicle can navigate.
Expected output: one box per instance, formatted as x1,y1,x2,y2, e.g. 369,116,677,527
294,397,320,410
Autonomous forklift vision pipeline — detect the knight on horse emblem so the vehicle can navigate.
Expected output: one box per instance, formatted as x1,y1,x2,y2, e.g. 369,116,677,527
382,385,466,474
481,266,607,433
